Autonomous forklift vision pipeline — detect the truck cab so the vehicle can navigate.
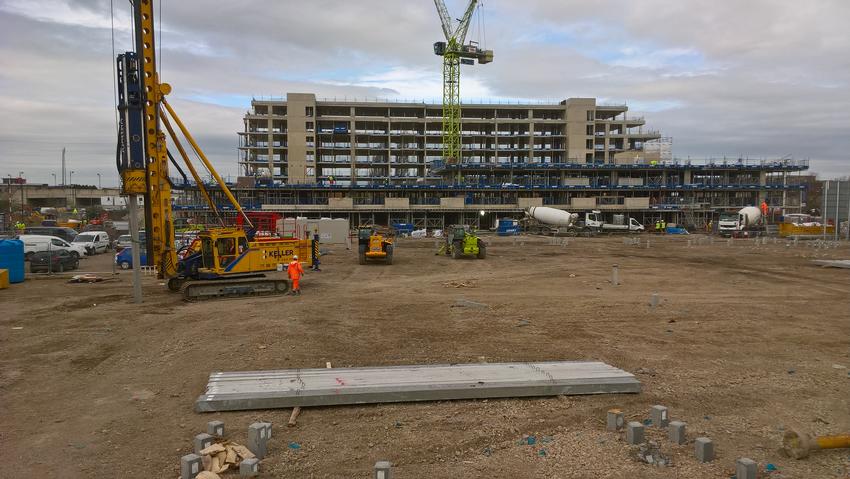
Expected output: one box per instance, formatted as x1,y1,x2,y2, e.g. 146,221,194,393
718,212,741,236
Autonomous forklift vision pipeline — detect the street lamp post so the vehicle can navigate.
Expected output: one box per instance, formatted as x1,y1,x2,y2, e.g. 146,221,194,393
6,174,12,226
18,172,24,218
97,173,102,189
51,173,57,186
69,171,75,209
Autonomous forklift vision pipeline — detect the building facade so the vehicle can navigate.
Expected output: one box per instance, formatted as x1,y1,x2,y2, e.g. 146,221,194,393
239,94,663,185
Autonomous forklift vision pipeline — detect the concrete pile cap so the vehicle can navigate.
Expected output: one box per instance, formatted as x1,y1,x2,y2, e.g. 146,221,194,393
694,437,714,463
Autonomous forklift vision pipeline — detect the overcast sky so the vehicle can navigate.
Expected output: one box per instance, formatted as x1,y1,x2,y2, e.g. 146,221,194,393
1,0,848,186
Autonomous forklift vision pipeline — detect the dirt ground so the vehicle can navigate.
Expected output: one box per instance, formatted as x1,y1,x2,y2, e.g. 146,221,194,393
1,234,849,478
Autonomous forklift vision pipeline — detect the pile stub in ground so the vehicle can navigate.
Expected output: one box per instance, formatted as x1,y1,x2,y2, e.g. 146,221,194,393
195,361,640,412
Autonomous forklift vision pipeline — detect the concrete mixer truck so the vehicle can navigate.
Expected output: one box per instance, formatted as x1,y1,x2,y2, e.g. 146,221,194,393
718,206,764,237
524,206,585,236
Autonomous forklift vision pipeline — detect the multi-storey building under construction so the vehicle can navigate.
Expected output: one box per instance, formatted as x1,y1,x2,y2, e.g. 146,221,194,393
172,93,809,230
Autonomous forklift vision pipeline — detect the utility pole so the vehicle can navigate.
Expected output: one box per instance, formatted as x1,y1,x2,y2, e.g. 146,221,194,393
97,173,102,189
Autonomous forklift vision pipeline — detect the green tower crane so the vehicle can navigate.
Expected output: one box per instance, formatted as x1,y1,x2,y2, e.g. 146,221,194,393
433,0,493,183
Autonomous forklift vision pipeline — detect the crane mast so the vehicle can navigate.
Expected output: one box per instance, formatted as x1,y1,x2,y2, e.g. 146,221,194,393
432,0,493,183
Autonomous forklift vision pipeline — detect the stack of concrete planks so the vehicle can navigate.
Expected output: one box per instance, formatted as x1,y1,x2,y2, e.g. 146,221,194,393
812,260,850,269
195,361,640,412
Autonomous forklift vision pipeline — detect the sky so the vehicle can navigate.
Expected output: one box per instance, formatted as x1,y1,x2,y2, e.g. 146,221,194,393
0,0,848,187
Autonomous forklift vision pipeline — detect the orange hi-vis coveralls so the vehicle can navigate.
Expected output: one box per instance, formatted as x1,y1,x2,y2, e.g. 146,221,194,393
288,259,304,291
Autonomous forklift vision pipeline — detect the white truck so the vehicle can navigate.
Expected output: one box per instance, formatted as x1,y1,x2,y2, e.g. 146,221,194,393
585,211,645,234
718,206,764,237
526,207,644,236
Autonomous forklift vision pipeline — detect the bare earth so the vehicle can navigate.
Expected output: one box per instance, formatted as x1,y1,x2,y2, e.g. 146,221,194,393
1,235,849,478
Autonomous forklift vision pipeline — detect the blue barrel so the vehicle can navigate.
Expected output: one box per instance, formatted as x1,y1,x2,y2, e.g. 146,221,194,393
0,239,25,283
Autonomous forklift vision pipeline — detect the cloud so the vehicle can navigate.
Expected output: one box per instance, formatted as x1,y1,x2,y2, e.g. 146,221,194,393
0,0,848,185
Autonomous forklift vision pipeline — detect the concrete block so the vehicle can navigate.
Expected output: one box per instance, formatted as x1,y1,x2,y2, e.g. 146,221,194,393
193,433,214,454
240,457,260,477
262,422,272,439
374,460,392,479
606,409,624,431
695,437,714,463
180,453,202,479
735,458,757,479
248,422,269,458
668,421,686,445
626,421,644,445
207,420,225,437
650,405,669,428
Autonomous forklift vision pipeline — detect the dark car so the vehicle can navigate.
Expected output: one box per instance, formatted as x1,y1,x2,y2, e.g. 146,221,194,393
23,226,78,243
29,249,79,273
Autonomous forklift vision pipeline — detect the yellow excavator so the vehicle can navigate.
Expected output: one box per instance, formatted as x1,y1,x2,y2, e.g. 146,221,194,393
116,0,314,299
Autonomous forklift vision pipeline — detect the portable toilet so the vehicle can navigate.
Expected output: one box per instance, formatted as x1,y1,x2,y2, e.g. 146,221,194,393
0,239,25,283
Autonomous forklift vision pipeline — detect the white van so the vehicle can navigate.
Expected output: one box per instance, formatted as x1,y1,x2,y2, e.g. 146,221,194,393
18,235,88,259
72,231,111,255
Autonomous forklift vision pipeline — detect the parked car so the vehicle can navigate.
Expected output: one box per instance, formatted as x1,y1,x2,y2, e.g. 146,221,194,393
115,234,133,249
30,250,79,273
115,232,146,250
23,226,78,243
18,235,88,259
115,247,147,269
72,231,111,255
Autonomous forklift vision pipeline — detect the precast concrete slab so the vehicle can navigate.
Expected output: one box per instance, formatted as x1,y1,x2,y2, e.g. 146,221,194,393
195,361,640,412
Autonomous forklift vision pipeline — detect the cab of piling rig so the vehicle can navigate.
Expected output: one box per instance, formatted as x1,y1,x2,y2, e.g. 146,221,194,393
195,228,250,276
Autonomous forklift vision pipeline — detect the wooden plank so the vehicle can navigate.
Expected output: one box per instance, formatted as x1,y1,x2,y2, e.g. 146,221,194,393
195,361,639,412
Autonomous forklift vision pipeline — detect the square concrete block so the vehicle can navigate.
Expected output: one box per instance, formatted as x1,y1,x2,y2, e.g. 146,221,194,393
626,421,644,445
736,457,757,479
240,457,260,477
193,433,214,455
374,460,392,479
207,420,225,437
180,453,202,479
695,437,714,463
668,421,686,445
248,422,269,458
650,405,669,428
606,409,624,431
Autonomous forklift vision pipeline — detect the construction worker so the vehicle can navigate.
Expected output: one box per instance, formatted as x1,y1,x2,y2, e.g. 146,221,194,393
655,220,661,233
660,218,667,234
288,255,304,295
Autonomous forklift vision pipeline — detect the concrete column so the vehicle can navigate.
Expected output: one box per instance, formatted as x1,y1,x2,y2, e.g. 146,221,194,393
267,112,274,174
350,106,356,184
528,108,535,163
684,169,692,184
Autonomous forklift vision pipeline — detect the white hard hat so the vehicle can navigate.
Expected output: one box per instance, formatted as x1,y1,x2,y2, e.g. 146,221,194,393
292,255,298,260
